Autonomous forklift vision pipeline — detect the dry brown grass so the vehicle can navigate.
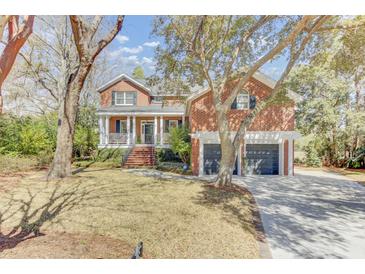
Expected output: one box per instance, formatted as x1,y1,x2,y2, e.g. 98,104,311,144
0,168,260,258
0,155,39,175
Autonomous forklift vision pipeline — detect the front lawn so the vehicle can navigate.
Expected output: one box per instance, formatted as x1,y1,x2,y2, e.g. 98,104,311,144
0,168,260,258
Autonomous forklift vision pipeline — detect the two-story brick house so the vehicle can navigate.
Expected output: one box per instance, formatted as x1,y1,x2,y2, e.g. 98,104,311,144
97,72,301,175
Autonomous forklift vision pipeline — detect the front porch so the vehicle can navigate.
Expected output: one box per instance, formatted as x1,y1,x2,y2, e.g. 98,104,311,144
98,114,186,148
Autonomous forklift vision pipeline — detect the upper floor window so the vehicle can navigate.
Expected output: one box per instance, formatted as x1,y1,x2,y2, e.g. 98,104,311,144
114,91,136,106
163,119,180,133
231,91,249,110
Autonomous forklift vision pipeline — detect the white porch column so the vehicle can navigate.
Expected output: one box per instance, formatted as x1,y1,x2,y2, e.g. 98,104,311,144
98,116,104,145
127,116,131,145
182,115,185,126
288,139,294,176
132,115,136,144
160,116,164,145
237,143,242,176
279,139,284,176
105,116,110,145
199,139,204,177
154,116,158,145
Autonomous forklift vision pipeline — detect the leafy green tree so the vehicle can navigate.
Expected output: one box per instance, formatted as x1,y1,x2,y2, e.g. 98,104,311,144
304,141,322,167
132,65,145,80
152,15,335,187
169,126,191,164
285,21,365,167
18,122,52,155
73,106,99,159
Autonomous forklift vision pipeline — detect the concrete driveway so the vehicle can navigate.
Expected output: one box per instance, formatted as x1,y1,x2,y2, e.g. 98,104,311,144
234,168,365,258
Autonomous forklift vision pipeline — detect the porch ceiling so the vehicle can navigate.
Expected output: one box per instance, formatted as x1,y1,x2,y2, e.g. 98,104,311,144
97,105,185,116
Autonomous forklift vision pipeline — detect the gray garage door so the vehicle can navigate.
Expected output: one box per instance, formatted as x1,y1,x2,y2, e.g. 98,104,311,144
203,144,237,175
246,144,279,175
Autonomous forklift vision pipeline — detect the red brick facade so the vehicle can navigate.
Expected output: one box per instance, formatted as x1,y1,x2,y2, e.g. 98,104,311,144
189,77,295,133
98,76,296,177
189,77,295,176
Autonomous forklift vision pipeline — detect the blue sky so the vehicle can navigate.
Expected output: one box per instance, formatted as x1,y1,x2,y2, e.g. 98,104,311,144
105,16,160,77
105,15,285,80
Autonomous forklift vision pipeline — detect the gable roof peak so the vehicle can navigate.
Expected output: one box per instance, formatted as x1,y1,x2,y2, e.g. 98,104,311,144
96,73,151,93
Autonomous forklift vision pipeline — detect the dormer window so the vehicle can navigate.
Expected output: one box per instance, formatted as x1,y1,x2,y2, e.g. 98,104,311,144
113,91,136,106
231,91,250,110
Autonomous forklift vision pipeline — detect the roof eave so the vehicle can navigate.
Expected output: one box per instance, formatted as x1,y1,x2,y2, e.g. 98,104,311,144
96,73,151,94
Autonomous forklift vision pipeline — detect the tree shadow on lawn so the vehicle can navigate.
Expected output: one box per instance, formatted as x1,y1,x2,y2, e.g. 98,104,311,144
0,181,93,253
193,184,266,243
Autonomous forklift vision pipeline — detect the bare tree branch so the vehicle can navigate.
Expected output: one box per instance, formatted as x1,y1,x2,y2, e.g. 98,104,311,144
222,16,314,110
218,16,276,101
317,19,365,32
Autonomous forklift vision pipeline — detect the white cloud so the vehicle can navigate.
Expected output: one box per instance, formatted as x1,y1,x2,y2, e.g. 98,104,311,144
143,41,160,48
116,35,129,44
107,46,143,58
127,55,139,62
142,57,153,64
121,46,143,54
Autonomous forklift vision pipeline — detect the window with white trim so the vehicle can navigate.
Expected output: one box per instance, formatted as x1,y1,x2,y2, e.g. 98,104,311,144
169,120,179,128
115,120,127,133
163,119,179,133
232,91,249,110
115,91,135,105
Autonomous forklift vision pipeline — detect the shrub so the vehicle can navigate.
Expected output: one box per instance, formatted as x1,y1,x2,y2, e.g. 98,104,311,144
347,147,365,168
156,148,181,162
18,123,53,155
0,114,57,156
74,125,99,159
156,162,192,175
96,148,127,162
36,148,54,167
73,106,99,159
294,157,304,164
304,141,322,167
169,126,191,164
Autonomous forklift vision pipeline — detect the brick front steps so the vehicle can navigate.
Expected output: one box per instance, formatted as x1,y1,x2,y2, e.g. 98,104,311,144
123,146,156,168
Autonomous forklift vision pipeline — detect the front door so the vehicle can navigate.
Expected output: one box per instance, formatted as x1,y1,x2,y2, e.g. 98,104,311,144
142,122,154,144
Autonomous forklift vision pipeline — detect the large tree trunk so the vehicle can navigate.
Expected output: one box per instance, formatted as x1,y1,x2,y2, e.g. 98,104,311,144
215,110,237,188
215,134,237,188
47,15,124,179
47,70,85,179
47,100,77,179
353,76,361,153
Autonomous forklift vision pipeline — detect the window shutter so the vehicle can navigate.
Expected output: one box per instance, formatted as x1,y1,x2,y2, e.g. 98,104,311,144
231,98,237,109
249,95,256,109
164,120,169,133
133,92,137,105
116,120,121,133
112,91,116,105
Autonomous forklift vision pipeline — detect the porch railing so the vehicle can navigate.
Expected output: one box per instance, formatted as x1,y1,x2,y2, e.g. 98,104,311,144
162,133,171,144
109,133,129,144
107,133,171,145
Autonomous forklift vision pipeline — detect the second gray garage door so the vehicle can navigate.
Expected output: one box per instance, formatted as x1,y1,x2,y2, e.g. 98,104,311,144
246,144,279,175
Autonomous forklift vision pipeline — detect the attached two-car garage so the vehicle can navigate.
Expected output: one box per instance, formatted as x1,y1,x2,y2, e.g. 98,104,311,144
203,143,279,175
